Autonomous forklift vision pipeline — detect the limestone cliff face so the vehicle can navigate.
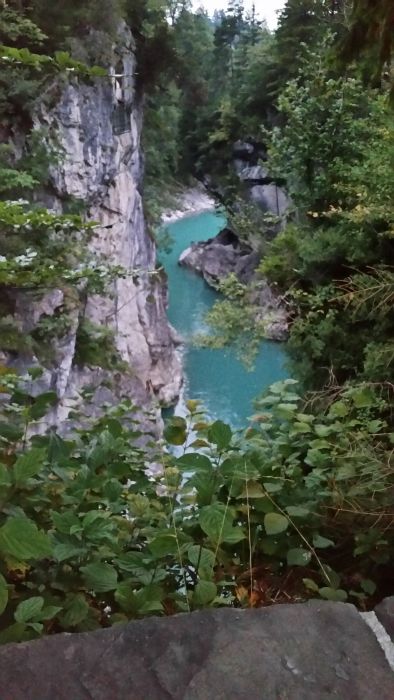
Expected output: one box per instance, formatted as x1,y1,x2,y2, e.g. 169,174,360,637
16,26,182,422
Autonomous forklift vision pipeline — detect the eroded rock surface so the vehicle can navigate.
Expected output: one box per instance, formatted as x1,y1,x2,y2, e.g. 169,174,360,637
179,228,288,341
1,603,393,699
5,25,182,427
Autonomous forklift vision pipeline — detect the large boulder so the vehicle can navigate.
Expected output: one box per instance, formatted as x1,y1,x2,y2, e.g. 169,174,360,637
178,227,258,286
179,229,288,341
1,603,394,699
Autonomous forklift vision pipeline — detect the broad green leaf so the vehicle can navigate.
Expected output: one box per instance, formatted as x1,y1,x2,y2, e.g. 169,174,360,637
319,587,348,602
0,573,8,615
264,512,289,535
199,504,232,542
305,449,329,468
29,392,57,420
276,403,298,419
149,534,178,557
81,562,118,592
207,420,232,450
287,548,312,566
103,479,123,501
321,565,340,589
188,545,215,573
0,623,26,645
261,537,279,555
115,582,138,614
220,457,244,480
253,497,277,514
28,622,43,634
351,387,374,409
15,596,44,623
292,422,312,434
0,517,52,561
360,579,377,595
114,552,148,572
263,482,283,494
367,419,383,434
314,424,332,438
286,506,310,518
40,605,62,621
328,401,349,418
13,448,46,484
60,595,89,627
0,422,24,442
237,481,265,499
189,470,216,506
27,367,44,380
138,599,164,614
52,511,81,534
221,527,246,544
177,453,212,472
53,543,85,562
302,577,319,593
164,417,187,445
313,534,334,549
193,580,217,605
117,582,164,616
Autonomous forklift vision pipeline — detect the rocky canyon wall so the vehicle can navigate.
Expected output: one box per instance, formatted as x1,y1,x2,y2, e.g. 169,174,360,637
5,25,182,425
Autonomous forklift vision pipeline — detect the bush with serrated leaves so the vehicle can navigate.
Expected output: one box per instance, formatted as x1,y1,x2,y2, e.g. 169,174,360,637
0,375,392,644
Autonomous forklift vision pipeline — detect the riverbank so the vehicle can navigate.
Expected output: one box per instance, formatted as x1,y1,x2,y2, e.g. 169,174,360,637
160,184,216,225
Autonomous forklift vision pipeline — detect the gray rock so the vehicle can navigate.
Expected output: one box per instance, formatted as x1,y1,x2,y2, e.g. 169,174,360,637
6,24,182,424
179,230,288,341
238,164,270,182
233,140,255,159
251,183,289,216
179,228,258,287
0,603,393,699
375,597,394,641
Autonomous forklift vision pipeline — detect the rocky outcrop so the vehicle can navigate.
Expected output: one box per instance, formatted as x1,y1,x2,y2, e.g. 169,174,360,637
233,140,290,217
6,24,182,424
179,228,259,287
179,228,288,341
1,602,394,699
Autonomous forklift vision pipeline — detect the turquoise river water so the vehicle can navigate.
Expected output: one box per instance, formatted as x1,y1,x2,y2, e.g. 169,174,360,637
160,210,288,426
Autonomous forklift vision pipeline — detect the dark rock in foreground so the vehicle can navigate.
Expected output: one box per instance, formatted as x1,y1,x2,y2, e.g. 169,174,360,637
1,602,394,699
375,596,394,641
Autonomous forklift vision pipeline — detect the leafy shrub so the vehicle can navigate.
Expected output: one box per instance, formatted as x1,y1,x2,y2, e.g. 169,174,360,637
0,375,392,643
74,319,126,371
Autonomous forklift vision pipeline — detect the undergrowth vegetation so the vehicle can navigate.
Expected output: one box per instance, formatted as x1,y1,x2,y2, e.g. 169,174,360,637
0,373,392,643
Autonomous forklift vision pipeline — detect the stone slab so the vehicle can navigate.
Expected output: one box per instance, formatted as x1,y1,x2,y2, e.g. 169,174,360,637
375,597,394,641
0,602,393,699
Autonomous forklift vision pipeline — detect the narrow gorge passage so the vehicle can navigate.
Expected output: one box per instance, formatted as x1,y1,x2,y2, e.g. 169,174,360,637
160,210,288,425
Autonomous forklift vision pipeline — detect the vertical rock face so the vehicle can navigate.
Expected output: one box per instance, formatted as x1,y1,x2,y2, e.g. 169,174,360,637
27,25,182,421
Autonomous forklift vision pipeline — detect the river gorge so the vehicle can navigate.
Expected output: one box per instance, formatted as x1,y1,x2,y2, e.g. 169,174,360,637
160,209,288,426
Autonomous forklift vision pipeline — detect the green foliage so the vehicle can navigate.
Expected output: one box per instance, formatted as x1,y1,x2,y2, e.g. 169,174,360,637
0,376,392,643
195,273,268,367
261,45,394,389
339,0,394,92
74,319,126,371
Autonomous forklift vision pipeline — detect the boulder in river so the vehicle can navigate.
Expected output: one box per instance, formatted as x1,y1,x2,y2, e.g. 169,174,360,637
178,228,288,341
